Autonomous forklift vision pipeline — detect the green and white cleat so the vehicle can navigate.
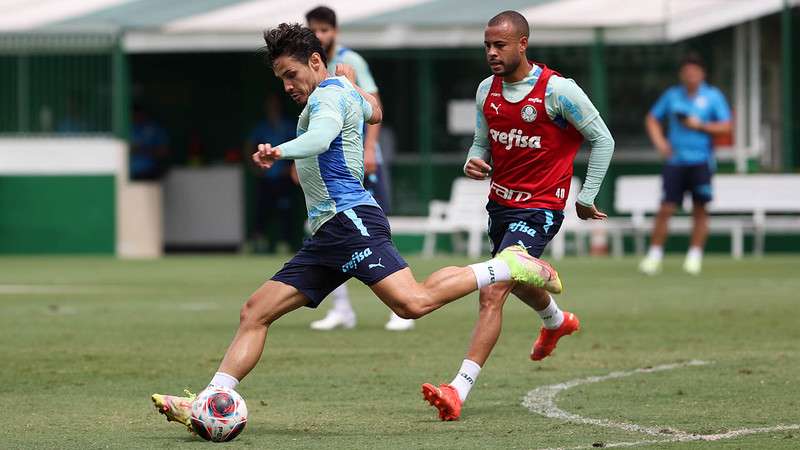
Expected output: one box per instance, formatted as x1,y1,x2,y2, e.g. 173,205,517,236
152,389,196,432
638,257,662,276
497,245,562,294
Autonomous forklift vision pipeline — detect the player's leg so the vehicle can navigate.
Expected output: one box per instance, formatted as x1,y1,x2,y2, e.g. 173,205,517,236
152,233,346,430
152,280,308,430
641,164,683,275
215,280,309,381
370,247,560,321
419,283,515,420
366,163,414,331
464,209,568,365
421,209,569,420
685,163,713,275
511,283,580,361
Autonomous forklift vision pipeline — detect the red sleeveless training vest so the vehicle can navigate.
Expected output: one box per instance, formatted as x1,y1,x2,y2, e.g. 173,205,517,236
482,63,584,210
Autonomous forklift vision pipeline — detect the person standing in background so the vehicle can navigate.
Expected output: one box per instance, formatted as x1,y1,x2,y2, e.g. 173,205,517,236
130,103,171,180
639,53,732,276
305,5,411,331
246,94,300,253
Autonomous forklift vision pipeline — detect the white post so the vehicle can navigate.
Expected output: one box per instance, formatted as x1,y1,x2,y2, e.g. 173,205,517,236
748,19,761,166
733,24,748,174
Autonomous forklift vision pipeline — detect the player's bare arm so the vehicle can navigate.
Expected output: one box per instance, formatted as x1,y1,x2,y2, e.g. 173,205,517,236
645,113,672,158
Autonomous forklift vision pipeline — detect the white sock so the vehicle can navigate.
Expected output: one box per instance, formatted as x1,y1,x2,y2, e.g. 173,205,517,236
209,371,239,390
537,295,564,329
450,359,481,402
469,259,511,289
687,246,703,260
646,245,664,260
331,284,354,315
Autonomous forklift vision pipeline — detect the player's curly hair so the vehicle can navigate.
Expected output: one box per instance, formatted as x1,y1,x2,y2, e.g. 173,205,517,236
262,23,327,67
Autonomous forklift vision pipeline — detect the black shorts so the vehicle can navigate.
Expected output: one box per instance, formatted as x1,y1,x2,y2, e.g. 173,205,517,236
271,205,407,308
662,162,713,205
486,200,564,258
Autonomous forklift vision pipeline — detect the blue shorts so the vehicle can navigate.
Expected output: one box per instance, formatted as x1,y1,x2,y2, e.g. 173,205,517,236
271,205,407,308
662,163,713,205
364,165,391,214
486,200,564,258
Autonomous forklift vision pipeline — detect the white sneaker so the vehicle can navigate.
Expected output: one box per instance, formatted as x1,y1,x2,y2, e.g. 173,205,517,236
638,257,662,276
683,257,702,275
384,313,414,331
310,309,356,330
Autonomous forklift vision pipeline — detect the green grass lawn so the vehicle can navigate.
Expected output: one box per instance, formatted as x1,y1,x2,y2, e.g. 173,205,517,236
1,255,798,449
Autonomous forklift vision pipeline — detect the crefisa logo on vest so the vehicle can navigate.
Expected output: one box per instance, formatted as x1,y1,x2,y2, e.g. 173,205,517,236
521,104,537,122
488,128,542,151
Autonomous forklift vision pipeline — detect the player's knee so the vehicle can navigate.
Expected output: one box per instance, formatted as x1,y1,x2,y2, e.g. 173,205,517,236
394,305,423,320
393,299,427,320
478,286,508,312
658,204,677,218
239,295,272,328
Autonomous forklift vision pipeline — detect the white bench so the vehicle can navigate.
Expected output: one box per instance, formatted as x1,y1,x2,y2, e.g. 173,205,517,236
615,174,800,258
389,178,490,258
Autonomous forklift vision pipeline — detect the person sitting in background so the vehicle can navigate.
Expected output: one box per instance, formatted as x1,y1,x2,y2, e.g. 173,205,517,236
246,93,299,253
639,53,732,275
130,104,171,180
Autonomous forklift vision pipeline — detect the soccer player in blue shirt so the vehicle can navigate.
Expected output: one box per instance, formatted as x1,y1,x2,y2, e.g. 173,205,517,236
152,23,563,431
639,53,732,275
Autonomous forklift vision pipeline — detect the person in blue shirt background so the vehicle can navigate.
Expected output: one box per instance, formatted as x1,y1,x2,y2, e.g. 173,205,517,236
639,53,732,276
130,103,171,180
246,93,300,253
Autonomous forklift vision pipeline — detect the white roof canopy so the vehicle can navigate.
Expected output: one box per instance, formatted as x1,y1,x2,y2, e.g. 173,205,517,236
0,0,796,52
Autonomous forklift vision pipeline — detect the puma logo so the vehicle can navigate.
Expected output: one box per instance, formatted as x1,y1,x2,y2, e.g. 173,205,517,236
490,102,501,115
517,240,531,251
368,258,385,270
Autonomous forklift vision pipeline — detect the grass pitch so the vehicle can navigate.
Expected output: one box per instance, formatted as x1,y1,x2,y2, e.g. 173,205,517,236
1,255,798,449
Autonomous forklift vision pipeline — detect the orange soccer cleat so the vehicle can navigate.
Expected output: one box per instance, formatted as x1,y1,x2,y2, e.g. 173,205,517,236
530,311,580,361
421,383,462,421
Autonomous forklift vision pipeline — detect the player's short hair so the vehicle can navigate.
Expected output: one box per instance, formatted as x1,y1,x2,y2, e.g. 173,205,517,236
306,6,337,28
679,52,706,71
488,10,530,38
262,23,327,66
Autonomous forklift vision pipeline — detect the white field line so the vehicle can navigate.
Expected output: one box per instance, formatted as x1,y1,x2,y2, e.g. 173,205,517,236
523,360,800,449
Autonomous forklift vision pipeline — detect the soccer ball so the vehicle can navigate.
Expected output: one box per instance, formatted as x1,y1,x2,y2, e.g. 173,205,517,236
190,386,248,442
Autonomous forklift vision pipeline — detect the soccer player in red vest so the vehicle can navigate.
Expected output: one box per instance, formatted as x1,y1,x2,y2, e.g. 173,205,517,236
422,10,615,421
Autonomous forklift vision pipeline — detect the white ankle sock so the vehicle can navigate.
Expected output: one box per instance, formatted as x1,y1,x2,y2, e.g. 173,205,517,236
209,371,239,390
331,284,354,315
450,359,481,402
687,246,703,260
537,296,564,329
646,246,664,260
469,259,511,289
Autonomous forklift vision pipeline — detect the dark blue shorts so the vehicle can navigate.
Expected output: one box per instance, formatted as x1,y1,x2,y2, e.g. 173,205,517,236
486,200,564,258
364,165,391,214
662,163,713,205
271,205,408,308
